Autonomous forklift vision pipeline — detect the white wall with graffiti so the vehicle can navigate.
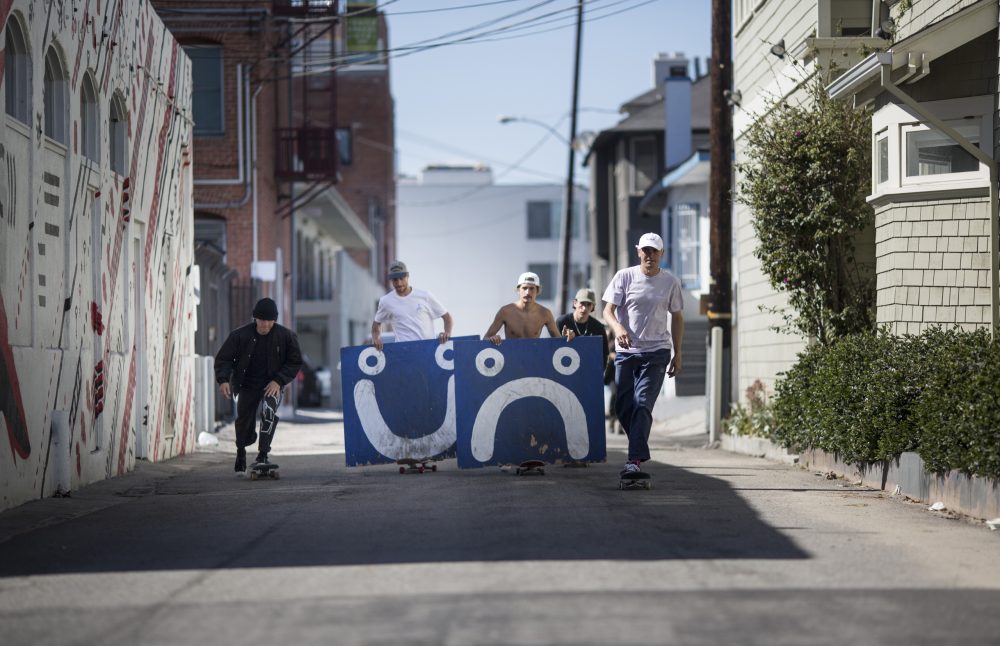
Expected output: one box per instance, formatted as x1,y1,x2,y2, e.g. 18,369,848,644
0,1,195,511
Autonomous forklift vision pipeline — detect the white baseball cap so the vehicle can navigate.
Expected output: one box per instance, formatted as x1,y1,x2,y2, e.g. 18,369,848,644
516,271,541,288
636,232,664,251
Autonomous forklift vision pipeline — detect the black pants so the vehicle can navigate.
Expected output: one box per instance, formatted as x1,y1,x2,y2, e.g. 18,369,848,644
235,387,282,453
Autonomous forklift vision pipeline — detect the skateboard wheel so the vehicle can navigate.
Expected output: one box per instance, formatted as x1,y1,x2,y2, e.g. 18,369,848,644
272,470,280,479
431,464,437,472
399,467,406,474
250,471,258,481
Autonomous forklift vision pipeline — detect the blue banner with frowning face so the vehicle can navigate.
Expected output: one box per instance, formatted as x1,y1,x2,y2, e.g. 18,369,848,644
453,337,606,468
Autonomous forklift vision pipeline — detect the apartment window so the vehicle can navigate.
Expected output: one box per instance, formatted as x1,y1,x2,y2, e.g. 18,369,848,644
44,46,68,144
905,122,979,177
337,127,352,166
527,201,556,239
186,46,224,135
630,136,657,193
876,130,888,185
527,263,556,299
4,17,30,124
109,93,128,175
81,73,100,162
673,203,701,289
871,96,992,198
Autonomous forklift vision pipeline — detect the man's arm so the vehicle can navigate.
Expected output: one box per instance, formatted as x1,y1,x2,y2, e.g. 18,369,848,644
371,320,384,351
544,310,568,340
214,331,239,398
603,303,631,350
483,308,506,345
668,311,684,377
274,330,304,388
439,312,453,344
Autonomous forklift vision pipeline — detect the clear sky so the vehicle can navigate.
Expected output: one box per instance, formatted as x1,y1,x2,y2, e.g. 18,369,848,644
384,0,712,186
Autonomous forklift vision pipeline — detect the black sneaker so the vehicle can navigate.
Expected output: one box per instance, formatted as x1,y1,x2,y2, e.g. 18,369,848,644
254,451,269,465
235,448,247,473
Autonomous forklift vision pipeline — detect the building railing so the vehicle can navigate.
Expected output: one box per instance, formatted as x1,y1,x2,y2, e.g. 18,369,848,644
274,127,338,181
272,1,337,17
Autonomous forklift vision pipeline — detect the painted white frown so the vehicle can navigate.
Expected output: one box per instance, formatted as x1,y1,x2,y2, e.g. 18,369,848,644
469,346,589,462
354,341,456,460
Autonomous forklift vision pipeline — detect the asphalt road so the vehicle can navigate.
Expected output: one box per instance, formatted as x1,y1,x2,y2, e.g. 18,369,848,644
0,411,998,645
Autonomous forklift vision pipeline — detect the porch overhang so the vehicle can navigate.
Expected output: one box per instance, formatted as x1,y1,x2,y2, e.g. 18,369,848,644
295,182,375,250
826,0,999,106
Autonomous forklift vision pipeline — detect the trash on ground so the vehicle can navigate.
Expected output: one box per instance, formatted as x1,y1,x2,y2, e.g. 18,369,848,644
891,484,902,496
197,431,219,447
928,501,946,512
986,518,1000,531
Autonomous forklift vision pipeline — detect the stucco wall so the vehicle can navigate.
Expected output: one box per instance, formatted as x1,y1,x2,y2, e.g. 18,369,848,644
1,2,195,510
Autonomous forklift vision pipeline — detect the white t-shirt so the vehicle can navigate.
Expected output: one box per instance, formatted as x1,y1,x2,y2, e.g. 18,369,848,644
602,266,683,353
374,288,448,342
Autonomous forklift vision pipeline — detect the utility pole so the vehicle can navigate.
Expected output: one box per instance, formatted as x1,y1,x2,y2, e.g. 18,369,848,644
559,0,584,314
708,0,733,439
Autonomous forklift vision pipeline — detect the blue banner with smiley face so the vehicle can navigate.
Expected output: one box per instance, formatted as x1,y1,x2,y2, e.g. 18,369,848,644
341,337,476,466
453,337,607,468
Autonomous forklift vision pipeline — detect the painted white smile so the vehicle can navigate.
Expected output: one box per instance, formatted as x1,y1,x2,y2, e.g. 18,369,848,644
353,342,456,460
469,346,589,462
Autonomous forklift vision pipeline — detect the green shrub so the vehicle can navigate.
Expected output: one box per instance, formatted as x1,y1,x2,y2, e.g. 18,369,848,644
912,328,1000,477
724,379,777,438
771,327,999,478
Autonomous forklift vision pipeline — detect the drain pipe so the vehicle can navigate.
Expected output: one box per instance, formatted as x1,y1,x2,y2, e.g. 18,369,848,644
878,55,1000,338
194,65,254,210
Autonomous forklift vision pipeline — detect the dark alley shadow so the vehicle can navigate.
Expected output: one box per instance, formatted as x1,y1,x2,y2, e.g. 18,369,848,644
0,449,810,576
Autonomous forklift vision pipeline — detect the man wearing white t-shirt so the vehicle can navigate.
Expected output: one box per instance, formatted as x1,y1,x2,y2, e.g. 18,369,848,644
602,233,684,477
371,260,453,351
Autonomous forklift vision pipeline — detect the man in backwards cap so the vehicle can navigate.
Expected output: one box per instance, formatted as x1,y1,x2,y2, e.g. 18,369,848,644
602,232,684,478
483,271,573,344
556,287,609,369
214,297,303,474
371,260,453,351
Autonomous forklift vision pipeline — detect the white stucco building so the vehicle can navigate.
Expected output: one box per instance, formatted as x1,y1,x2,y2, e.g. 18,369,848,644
396,165,590,338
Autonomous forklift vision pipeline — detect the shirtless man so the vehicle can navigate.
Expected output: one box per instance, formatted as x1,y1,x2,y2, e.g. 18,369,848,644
483,272,575,344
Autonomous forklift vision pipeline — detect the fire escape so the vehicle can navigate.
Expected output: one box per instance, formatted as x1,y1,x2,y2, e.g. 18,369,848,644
273,0,340,206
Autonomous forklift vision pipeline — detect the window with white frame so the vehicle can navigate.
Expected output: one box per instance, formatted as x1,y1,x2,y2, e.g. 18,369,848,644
672,203,701,289
527,263,556,299
109,93,128,175
81,73,99,163
43,46,68,144
4,16,30,124
870,95,993,198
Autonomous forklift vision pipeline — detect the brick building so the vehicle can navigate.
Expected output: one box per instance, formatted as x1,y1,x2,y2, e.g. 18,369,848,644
153,1,396,410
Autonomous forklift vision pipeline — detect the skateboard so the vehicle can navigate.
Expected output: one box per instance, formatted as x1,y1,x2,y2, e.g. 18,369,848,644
249,462,280,480
515,460,546,476
397,458,438,474
619,471,651,490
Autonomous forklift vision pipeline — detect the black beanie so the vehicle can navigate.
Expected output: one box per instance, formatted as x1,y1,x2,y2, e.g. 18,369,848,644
252,298,278,321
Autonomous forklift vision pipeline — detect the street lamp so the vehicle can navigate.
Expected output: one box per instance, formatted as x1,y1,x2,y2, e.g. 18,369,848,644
498,114,580,312
497,115,572,146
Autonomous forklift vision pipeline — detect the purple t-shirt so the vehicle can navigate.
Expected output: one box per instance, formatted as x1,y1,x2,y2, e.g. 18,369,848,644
602,266,683,353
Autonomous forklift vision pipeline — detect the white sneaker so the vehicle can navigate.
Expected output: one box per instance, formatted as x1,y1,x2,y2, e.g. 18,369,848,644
620,462,640,476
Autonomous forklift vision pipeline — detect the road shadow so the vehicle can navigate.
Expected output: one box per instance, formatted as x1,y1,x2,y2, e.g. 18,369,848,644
0,449,810,576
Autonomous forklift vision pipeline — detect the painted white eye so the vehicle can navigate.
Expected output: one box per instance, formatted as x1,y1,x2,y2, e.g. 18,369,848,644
358,347,386,376
475,347,504,377
552,347,580,376
435,340,455,370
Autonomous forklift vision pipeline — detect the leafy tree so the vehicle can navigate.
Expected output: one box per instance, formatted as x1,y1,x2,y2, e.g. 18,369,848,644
738,73,876,344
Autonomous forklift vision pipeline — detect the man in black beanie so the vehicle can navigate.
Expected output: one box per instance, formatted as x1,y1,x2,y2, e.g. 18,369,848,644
214,297,303,474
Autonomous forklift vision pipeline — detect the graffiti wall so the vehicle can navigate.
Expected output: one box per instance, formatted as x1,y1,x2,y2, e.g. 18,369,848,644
0,1,195,510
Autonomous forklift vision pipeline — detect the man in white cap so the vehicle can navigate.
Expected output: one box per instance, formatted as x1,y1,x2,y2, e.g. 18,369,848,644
602,232,684,477
371,260,453,351
556,288,609,370
483,271,571,344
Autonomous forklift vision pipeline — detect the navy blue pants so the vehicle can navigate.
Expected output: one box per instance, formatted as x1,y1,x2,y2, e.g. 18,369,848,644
614,349,670,462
